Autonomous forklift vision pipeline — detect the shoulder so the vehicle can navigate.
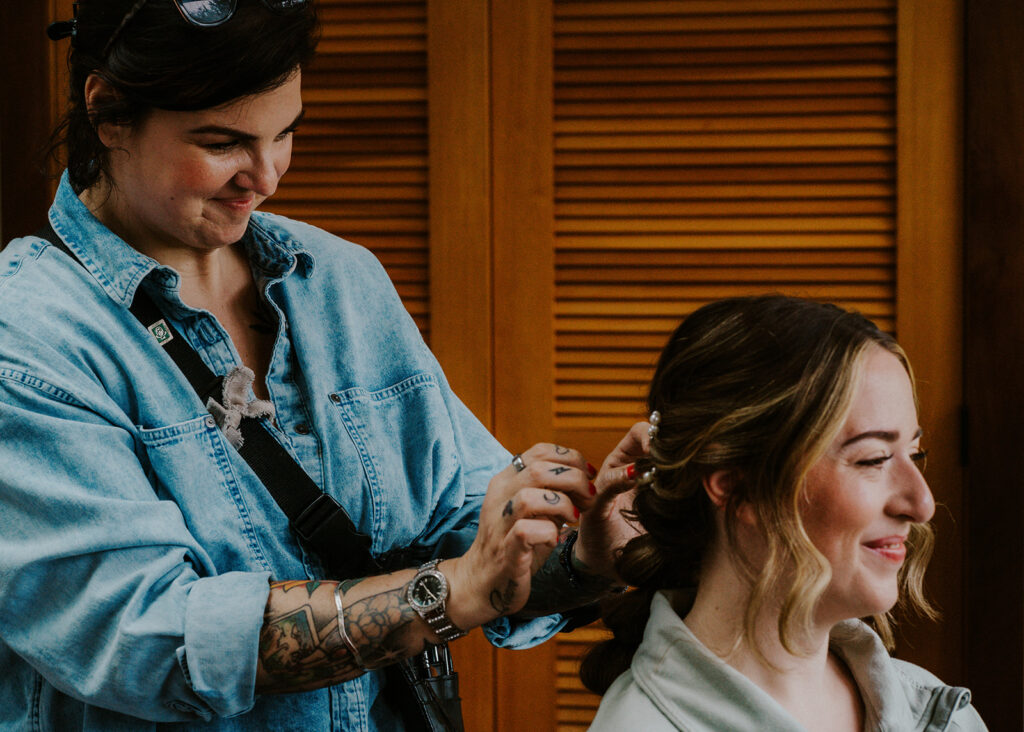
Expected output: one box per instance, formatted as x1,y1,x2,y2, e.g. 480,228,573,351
591,669,682,732
889,659,989,731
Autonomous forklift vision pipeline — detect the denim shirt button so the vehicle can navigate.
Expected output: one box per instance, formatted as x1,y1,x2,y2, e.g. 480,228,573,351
204,415,216,428
295,422,311,435
329,393,341,404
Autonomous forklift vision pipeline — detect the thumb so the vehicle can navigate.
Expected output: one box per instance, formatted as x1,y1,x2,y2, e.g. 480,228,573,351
596,462,638,497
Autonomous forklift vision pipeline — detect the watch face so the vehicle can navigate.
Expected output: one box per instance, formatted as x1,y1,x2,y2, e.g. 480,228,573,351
410,572,445,611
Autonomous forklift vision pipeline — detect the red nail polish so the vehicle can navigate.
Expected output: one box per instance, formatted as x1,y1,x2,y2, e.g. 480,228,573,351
587,462,597,478
626,464,636,480
589,482,597,496
573,506,580,519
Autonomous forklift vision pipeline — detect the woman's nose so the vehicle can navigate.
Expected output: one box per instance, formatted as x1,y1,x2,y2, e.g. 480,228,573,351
890,457,936,523
237,149,282,197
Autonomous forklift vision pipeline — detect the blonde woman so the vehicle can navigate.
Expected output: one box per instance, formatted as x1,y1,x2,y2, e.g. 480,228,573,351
584,296,987,731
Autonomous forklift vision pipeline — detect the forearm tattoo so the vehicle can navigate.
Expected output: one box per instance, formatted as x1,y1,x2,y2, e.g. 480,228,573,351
259,580,357,692
258,579,419,693
347,586,418,669
516,527,617,618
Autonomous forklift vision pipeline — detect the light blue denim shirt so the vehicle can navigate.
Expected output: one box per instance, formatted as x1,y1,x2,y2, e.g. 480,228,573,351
0,173,564,730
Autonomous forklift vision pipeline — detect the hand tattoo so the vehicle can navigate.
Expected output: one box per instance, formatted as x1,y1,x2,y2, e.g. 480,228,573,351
503,500,514,517
542,492,561,505
554,445,570,455
549,466,570,476
489,578,519,615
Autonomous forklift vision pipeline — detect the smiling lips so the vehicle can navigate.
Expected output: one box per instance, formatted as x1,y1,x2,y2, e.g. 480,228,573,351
863,536,907,563
214,195,256,213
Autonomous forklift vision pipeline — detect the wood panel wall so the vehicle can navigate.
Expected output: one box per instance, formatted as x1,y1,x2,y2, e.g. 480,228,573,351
7,0,975,729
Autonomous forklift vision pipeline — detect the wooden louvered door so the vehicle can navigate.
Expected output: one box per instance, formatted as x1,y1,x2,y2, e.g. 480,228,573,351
492,1,961,731
265,1,431,339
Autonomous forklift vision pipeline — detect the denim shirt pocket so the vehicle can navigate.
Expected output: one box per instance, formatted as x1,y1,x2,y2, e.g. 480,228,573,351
137,413,272,573
330,373,461,553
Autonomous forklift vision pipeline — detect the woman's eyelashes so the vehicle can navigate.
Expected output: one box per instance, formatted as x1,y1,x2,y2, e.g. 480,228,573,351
202,140,239,152
855,454,892,468
199,130,295,152
853,448,928,470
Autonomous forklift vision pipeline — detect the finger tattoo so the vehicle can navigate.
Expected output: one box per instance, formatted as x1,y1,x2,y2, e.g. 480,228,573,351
502,500,514,517
554,445,570,455
549,466,570,476
542,492,560,505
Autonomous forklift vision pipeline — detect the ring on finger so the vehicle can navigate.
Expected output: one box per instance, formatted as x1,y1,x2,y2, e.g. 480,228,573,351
511,454,526,473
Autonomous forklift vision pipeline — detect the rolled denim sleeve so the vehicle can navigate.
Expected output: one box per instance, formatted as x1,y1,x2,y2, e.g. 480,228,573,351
0,373,269,722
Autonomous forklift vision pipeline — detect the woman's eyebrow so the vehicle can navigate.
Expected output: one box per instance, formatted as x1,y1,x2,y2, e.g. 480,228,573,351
187,109,305,140
841,427,923,448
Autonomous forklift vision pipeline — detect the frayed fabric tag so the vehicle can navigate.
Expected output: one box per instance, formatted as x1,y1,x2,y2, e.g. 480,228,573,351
206,365,276,448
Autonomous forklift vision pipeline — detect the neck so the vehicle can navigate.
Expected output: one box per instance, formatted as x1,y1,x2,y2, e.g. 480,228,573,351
79,181,249,307
681,545,862,730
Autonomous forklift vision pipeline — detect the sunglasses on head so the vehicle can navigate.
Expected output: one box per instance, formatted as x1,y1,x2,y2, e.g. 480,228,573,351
169,0,309,27
47,0,310,56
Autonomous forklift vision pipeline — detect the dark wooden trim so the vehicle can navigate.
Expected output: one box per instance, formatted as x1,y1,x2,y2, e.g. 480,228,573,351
964,2,1024,729
0,3,54,243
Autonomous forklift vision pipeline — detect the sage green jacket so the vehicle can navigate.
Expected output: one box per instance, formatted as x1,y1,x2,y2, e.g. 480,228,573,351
590,592,988,731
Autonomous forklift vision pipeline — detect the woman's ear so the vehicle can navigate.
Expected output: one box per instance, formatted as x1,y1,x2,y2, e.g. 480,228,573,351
702,469,757,525
83,73,127,149
702,469,738,508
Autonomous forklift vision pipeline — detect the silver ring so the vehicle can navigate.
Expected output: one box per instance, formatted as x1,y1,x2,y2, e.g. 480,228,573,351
511,454,526,473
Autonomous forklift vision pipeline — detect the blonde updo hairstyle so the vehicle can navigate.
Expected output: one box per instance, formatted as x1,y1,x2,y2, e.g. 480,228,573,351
580,296,935,695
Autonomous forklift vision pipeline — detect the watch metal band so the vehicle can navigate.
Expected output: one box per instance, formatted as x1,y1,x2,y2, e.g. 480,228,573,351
409,559,467,643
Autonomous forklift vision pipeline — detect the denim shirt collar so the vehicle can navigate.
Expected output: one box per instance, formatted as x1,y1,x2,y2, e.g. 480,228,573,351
46,171,314,308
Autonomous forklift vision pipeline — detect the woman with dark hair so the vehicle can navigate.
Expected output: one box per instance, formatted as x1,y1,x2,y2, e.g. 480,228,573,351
0,2,642,729
582,296,987,731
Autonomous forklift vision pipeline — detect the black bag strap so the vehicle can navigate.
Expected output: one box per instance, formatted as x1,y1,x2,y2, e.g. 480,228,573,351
35,222,375,578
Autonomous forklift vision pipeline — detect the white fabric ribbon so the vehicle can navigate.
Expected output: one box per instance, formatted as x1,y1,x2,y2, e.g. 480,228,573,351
205,365,276,448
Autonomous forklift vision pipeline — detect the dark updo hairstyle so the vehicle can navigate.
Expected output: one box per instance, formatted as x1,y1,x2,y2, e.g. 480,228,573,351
579,295,935,695
48,0,319,192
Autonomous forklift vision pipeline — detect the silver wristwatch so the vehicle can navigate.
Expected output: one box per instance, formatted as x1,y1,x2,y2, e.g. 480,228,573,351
405,559,466,642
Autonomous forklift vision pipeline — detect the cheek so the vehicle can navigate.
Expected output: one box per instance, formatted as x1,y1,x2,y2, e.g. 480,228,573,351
802,486,868,555
169,156,238,197
274,141,293,176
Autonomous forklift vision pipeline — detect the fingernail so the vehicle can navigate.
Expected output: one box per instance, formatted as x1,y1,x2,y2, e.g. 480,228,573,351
587,462,597,479
626,463,636,480
589,481,597,496
573,506,580,519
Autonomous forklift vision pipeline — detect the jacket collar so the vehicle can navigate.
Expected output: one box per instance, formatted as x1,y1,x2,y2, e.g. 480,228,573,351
46,172,314,309
632,591,971,731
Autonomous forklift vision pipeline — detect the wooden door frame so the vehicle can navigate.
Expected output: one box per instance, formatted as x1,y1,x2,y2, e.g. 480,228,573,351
963,1,1024,728
895,0,964,685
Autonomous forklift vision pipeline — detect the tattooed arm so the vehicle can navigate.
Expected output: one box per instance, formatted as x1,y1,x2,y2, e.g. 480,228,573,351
256,573,424,694
255,437,642,693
